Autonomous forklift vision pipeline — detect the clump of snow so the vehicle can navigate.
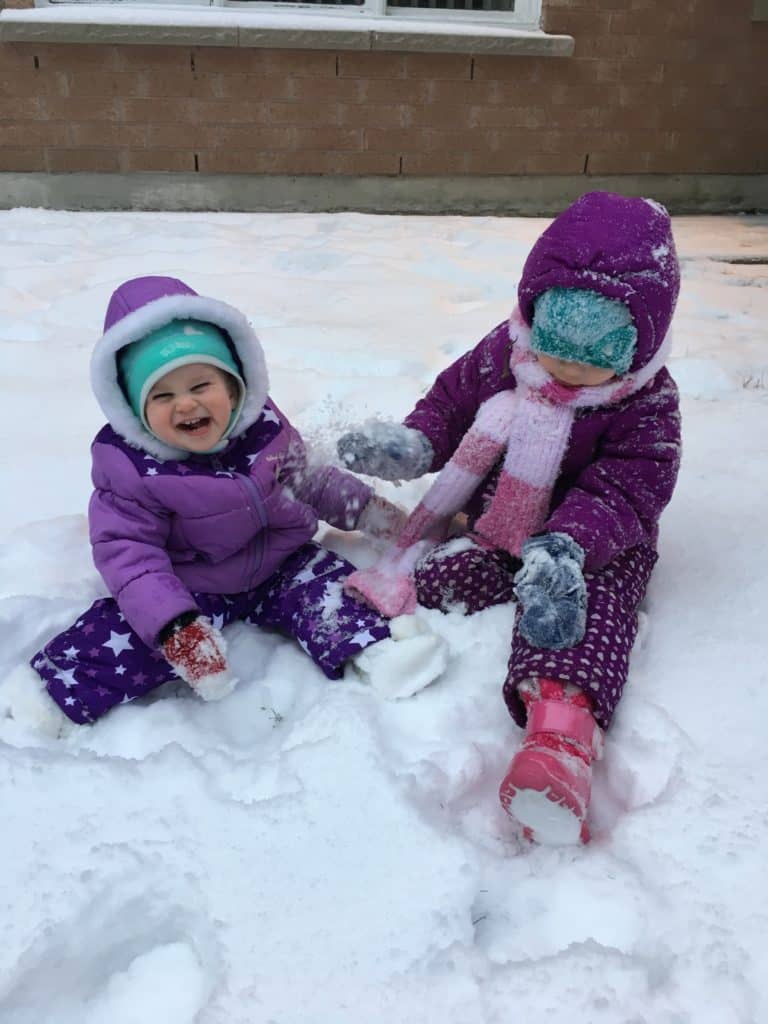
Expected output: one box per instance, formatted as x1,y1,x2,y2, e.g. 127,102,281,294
0,207,767,1023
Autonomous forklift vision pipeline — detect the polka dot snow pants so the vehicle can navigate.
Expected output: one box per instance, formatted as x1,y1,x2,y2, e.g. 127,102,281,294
414,538,657,731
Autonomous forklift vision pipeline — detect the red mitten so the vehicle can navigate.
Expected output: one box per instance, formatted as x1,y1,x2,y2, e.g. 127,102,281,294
161,616,236,702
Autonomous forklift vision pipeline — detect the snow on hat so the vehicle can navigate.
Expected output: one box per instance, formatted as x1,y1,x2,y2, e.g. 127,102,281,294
531,287,638,375
118,318,246,432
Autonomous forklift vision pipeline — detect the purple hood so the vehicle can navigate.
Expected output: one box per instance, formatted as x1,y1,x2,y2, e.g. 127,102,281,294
518,192,680,372
91,276,269,461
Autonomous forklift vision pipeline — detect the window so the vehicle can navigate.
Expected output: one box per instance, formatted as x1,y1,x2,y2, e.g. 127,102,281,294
35,0,542,29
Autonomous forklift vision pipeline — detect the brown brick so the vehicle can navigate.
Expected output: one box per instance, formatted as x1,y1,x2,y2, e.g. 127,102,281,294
0,146,46,171
268,101,340,127
594,59,665,84
0,120,69,146
472,56,542,83
401,54,472,80
0,96,44,121
338,53,406,79
465,150,586,174
42,96,122,122
196,149,276,173
401,151,470,174
190,49,272,75
289,77,364,104
213,125,294,150
122,97,197,124
0,43,38,68
46,148,121,172
61,71,145,99
269,150,400,174
361,79,431,105
261,51,337,78
115,46,194,71
470,106,549,130
69,122,147,148
147,123,216,149
338,103,408,129
409,103,475,129
0,71,60,98
33,44,120,71
364,126,430,153
291,126,362,151
426,79,497,106
120,149,196,172
138,69,219,100
194,99,270,126
211,73,296,102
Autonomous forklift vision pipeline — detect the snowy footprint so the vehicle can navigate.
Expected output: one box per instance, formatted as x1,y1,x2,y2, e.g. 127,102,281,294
0,892,219,1024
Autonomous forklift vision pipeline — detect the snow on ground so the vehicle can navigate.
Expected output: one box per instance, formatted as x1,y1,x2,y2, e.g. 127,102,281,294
0,208,766,1024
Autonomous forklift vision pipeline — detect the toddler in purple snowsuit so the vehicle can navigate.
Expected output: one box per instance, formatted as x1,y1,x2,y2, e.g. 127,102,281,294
28,275,446,729
338,192,682,844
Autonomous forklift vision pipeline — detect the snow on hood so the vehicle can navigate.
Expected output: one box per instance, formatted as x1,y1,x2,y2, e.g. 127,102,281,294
90,275,269,460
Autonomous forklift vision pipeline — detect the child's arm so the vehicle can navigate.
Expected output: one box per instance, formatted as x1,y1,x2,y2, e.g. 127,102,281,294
89,443,200,650
544,371,682,573
268,409,401,534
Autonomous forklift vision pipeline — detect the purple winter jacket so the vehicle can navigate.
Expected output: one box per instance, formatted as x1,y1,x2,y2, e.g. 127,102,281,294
88,276,372,648
404,192,682,573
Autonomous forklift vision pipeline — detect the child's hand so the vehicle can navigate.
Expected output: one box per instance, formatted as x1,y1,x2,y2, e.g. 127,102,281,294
513,533,587,650
337,422,433,481
357,494,408,540
160,615,237,701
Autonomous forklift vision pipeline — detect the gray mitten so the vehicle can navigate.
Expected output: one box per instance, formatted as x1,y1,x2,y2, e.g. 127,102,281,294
337,422,433,481
513,532,587,650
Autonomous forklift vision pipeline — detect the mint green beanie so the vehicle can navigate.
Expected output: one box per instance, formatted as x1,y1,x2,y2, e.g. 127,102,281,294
531,288,638,375
118,319,245,431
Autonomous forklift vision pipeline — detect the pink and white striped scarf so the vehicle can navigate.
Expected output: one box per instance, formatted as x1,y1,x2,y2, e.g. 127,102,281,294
345,307,670,618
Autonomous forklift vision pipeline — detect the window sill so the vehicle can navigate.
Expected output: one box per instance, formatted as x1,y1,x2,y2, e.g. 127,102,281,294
0,6,574,55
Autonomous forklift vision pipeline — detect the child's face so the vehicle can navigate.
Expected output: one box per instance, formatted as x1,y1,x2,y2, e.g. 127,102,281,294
536,353,616,388
145,363,238,452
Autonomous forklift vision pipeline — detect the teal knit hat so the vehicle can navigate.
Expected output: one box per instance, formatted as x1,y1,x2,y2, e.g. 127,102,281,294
118,319,246,432
531,288,638,375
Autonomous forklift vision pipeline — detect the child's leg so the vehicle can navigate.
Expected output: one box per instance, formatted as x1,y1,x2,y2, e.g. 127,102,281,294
413,538,519,615
244,543,390,679
503,545,658,730
31,593,245,724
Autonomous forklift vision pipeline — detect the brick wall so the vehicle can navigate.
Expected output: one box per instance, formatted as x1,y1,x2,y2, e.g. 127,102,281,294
0,0,766,178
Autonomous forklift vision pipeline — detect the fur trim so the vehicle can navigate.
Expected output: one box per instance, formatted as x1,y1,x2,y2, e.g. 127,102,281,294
90,294,269,461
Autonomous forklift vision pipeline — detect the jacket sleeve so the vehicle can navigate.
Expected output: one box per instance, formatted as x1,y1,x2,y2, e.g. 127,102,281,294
403,322,514,471
269,406,373,531
544,372,682,572
89,442,199,648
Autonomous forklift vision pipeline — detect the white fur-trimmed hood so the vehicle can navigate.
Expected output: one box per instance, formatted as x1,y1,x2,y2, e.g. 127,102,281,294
91,279,269,461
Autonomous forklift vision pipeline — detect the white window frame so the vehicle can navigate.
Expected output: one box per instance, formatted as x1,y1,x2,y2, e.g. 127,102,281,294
34,0,542,30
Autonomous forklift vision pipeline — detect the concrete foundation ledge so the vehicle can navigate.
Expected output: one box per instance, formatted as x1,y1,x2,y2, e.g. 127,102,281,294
1,172,766,215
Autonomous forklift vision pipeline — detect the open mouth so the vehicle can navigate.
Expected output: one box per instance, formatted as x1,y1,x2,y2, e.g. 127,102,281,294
177,417,212,434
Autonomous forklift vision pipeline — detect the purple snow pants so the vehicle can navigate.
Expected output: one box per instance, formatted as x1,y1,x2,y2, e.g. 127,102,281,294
32,543,390,725
414,539,657,730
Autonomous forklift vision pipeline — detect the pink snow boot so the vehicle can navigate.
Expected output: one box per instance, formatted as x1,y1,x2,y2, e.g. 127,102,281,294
499,678,603,845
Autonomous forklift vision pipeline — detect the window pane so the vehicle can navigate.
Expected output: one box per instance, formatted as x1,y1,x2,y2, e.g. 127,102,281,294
388,0,514,8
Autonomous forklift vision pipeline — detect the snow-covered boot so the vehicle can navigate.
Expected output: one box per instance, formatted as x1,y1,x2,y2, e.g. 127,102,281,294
499,678,603,845
350,615,448,699
2,664,77,738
